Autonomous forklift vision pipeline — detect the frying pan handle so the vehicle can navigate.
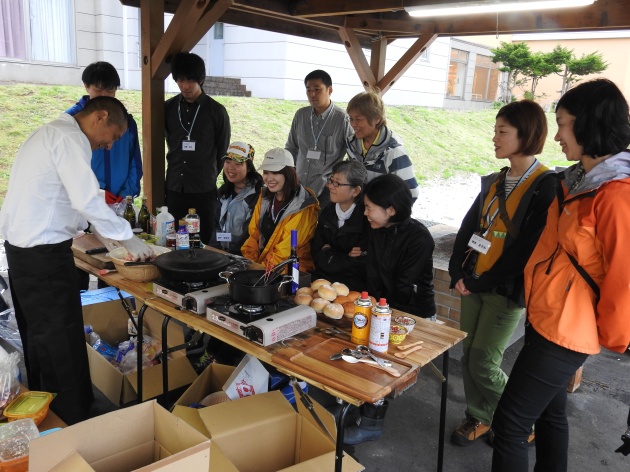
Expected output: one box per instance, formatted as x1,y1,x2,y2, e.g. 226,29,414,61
277,275,294,291
218,271,233,284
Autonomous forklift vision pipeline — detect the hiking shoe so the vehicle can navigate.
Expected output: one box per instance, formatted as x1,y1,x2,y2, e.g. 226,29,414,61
486,429,535,448
451,417,491,446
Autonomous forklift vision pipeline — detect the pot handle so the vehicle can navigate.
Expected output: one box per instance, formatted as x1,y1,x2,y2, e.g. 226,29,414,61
277,275,294,292
218,271,233,285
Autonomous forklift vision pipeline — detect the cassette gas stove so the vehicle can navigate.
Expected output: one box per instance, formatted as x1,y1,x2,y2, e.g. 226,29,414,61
206,295,316,346
152,279,230,314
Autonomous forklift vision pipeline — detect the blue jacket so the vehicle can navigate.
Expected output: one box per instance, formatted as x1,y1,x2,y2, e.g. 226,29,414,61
66,96,142,198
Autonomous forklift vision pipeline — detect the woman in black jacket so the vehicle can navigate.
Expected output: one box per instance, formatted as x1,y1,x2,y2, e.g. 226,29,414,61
311,160,368,291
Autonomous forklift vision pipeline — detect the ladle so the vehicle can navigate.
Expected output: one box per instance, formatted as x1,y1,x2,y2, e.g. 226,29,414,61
341,355,401,377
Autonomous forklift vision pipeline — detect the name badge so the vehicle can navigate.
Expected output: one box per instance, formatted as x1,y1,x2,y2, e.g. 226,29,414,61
216,232,232,242
468,234,491,255
182,140,196,151
306,149,321,160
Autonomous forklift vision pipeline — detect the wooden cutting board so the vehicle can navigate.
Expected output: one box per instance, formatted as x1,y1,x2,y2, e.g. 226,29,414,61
271,337,418,404
71,233,114,270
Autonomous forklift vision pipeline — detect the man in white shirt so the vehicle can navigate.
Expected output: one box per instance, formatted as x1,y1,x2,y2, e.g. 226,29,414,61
0,96,151,424
285,70,353,210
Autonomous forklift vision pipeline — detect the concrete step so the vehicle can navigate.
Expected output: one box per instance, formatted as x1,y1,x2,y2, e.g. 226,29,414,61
205,76,251,97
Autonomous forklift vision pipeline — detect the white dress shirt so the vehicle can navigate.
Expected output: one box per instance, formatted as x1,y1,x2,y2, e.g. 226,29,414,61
0,113,133,247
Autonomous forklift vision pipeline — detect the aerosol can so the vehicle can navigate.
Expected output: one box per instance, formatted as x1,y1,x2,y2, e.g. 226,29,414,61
369,298,392,353
351,291,373,346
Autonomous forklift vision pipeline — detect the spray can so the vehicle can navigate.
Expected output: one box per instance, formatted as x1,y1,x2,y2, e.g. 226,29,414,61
351,292,373,345
369,298,392,353
290,230,299,294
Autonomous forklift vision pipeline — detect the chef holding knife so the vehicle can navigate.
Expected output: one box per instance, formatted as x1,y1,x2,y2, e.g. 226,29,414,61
0,96,151,424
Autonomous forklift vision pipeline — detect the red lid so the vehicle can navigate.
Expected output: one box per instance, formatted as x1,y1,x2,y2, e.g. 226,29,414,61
379,298,387,306
361,291,368,299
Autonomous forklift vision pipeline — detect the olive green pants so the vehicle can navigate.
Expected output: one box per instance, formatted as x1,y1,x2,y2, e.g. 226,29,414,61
460,291,523,425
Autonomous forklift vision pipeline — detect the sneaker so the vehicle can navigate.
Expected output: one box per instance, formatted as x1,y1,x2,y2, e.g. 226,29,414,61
451,417,491,446
486,429,535,448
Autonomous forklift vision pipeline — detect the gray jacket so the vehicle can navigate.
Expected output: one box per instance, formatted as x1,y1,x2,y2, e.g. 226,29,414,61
212,182,260,255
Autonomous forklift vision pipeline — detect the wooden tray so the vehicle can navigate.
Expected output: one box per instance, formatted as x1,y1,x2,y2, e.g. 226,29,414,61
271,337,418,404
72,233,114,270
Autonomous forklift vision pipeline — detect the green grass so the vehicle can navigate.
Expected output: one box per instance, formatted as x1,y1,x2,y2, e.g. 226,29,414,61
0,83,568,205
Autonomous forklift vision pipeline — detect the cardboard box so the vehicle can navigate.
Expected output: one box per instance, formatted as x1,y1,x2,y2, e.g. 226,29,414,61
172,363,235,409
82,299,197,405
29,400,211,472
172,390,364,472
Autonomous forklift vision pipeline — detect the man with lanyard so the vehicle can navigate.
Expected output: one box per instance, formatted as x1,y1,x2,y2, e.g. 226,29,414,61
0,96,152,424
285,69,352,210
165,52,231,244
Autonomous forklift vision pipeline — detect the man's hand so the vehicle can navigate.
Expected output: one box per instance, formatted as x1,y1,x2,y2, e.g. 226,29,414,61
348,247,363,257
454,278,471,296
121,235,153,261
91,226,122,252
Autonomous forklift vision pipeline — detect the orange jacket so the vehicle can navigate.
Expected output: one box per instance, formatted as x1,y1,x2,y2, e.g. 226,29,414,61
525,163,630,354
241,186,319,271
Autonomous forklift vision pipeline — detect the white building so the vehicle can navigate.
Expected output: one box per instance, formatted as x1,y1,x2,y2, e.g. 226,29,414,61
0,0,498,109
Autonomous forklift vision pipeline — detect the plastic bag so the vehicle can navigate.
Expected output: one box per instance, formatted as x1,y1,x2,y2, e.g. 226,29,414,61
0,352,21,416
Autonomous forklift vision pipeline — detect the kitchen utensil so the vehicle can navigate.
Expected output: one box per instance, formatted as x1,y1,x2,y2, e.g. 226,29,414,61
108,245,171,282
356,345,393,368
393,315,416,334
394,345,423,358
85,246,108,255
329,353,343,361
341,347,365,358
253,258,296,286
397,340,424,351
219,270,293,305
152,248,233,282
341,355,401,377
388,324,408,345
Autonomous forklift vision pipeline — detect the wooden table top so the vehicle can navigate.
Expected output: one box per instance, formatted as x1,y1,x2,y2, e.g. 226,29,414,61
74,249,466,405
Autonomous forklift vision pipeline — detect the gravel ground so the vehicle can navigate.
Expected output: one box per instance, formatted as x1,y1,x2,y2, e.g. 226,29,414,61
413,173,480,227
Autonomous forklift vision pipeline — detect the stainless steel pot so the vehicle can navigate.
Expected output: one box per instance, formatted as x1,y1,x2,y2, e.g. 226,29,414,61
219,270,293,305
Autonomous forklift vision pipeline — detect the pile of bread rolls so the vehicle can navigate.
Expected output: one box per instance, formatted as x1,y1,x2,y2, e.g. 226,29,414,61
294,279,363,320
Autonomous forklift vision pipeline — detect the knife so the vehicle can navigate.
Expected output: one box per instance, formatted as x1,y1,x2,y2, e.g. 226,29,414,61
85,247,108,255
329,353,343,361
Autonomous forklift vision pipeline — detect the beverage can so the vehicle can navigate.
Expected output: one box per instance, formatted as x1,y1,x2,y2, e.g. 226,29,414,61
351,292,373,345
369,298,392,353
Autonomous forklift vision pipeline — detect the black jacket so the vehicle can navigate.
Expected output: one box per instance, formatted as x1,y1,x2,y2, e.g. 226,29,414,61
366,218,436,318
311,201,368,291
448,169,557,307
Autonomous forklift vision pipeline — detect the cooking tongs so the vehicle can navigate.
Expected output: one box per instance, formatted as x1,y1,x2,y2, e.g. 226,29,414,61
253,257,297,286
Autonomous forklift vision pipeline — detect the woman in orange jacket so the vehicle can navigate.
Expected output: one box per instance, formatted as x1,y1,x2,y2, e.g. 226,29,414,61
241,148,319,271
491,79,630,472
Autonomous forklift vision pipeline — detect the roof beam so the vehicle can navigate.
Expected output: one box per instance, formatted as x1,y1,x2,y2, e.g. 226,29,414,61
182,0,233,51
343,16,429,35
338,27,376,88
292,0,406,18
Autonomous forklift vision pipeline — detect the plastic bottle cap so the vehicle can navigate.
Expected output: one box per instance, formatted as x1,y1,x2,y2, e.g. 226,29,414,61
379,298,387,306
361,291,368,298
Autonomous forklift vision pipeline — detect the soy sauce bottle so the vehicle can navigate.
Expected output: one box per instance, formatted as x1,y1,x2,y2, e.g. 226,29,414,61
123,196,136,228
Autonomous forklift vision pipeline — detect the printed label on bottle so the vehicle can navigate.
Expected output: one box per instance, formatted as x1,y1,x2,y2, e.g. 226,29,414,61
353,313,368,329
186,220,200,234
165,220,175,234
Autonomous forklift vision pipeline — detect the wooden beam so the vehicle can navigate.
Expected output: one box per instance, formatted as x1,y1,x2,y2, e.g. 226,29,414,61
292,0,406,17
377,33,437,94
370,37,387,82
344,16,429,35
338,27,376,89
140,0,166,211
182,0,233,51
151,0,209,80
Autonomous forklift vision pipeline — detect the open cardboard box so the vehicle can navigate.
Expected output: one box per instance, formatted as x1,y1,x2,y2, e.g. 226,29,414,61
82,297,197,405
172,363,235,409
29,400,210,472
172,389,364,472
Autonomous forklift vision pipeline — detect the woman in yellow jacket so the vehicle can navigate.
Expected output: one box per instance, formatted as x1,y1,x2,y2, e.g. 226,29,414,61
241,148,319,271
492,79,630,472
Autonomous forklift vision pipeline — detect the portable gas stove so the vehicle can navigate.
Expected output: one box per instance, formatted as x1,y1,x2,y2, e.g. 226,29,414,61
206,295,316,346
152,279,230,314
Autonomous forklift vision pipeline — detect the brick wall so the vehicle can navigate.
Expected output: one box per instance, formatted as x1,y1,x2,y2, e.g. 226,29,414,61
433,267,461,329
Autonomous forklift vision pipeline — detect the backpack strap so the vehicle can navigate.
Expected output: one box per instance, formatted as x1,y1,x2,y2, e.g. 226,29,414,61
564,250,600,301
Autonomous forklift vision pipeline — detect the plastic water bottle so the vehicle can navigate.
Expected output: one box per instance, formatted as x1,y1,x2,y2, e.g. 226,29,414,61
155,206,175,246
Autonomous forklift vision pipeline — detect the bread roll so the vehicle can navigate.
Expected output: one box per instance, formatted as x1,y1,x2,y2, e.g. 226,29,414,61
323,303,344,320
294,293,313,306
342,301,356,318
317,284,337,301
310,297,329,313
332,282,350,296
311,278,331,290
334,295,351,305
200,391,231,406
347,291,361,302
296,287,314,297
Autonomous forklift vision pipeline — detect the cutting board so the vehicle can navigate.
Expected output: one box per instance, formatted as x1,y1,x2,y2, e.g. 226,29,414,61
71,233,114,270
271,337,417,404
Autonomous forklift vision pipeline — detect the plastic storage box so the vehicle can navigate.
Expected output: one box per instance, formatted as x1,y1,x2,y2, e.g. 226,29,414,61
3,391,53,426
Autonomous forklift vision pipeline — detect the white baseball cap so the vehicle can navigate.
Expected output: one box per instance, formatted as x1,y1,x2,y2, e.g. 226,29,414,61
258,148,295,172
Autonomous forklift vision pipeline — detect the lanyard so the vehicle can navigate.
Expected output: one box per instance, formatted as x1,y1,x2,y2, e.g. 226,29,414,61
481,160,539,237
178,100,201,140
270,198,290,224
310,105,334,150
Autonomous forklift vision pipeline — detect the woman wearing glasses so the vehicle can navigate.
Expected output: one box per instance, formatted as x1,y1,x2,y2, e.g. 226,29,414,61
345,90,420,201
311,160,369,291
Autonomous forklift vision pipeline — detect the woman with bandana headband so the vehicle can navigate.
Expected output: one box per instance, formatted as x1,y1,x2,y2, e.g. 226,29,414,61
210,142,262,255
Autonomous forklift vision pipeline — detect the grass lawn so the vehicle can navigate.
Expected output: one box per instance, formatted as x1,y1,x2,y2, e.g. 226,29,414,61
0,83,569,206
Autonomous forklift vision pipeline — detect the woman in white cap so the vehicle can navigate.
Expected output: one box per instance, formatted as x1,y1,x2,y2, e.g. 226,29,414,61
241,147,319,271
211,142,262,255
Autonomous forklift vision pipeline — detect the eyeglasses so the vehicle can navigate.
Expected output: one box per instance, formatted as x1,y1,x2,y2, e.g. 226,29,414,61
326,178,354,188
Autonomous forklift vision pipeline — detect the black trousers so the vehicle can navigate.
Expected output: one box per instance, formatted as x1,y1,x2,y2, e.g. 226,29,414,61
5,240,94,425
166,188,217,245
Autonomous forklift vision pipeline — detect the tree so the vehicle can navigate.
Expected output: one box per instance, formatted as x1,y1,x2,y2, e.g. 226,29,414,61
522,51,563,97
491,42,532,104
559,51,608,95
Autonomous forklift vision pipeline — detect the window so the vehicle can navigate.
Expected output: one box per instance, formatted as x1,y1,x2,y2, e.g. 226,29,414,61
472,54,499,101
446,48,468,98
0,0,75,64
213,22,224,40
